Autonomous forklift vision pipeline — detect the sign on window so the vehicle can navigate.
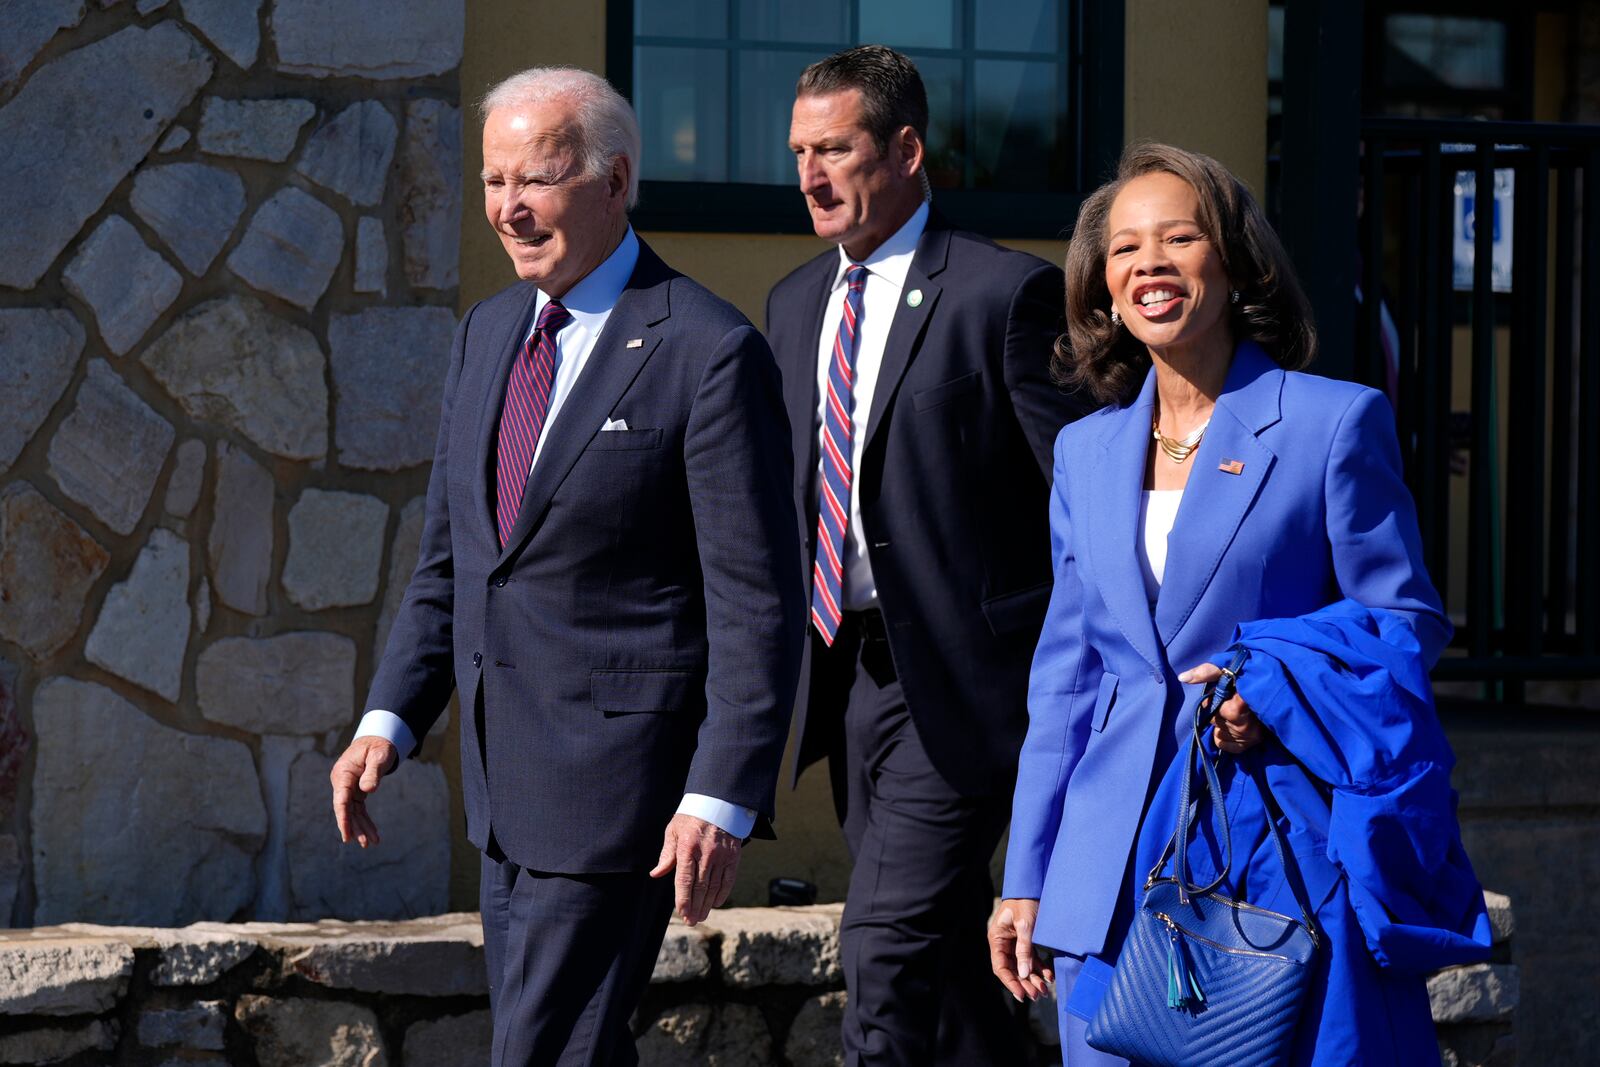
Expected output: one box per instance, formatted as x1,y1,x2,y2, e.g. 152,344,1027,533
1453,167,1514,293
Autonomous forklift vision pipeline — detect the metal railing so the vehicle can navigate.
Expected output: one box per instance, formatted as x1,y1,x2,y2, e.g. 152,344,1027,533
1350,118,1600,695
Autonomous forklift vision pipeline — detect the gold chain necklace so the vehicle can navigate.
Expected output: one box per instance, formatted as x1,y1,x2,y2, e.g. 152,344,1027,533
1152,415,1211,464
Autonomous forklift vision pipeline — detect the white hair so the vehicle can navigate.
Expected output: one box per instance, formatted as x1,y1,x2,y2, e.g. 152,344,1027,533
479,67,642,209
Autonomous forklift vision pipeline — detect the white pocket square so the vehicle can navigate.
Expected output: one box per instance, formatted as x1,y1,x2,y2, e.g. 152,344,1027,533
601,417,629,432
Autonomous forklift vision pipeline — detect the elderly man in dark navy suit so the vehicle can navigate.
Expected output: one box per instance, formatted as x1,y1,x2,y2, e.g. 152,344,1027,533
766,46,1088,1065
329,67,803,1066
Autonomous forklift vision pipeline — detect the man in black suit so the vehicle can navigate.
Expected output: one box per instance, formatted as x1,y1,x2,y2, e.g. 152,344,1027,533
329,67,803,1065
767,45,1086,1064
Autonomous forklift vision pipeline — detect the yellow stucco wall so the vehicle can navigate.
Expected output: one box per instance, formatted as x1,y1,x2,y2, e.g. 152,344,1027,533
459,6,605,316
457,2,1267,908
1122,0,1269,197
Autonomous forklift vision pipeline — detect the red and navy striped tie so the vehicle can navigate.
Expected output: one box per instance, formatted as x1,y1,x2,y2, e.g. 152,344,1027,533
811,264,868,645
493,299,571,547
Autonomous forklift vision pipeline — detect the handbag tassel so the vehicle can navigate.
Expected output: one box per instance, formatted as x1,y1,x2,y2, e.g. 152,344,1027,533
1165,924,1205,1011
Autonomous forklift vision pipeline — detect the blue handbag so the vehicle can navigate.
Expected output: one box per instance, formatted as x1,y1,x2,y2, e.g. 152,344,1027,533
1085,648,1322,1067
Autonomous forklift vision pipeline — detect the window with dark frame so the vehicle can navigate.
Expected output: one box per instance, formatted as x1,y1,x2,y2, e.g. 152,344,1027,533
1268,2,1531,151
608,0,1122,237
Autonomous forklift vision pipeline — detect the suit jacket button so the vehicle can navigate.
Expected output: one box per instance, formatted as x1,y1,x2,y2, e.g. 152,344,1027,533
493,577,507,587
472,652,482,668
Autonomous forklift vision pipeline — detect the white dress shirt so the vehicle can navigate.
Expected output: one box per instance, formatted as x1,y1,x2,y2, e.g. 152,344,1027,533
814,201,929,611
355,226,755,839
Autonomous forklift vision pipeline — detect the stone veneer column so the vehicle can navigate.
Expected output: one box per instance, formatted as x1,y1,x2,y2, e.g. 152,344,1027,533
0,0,463,926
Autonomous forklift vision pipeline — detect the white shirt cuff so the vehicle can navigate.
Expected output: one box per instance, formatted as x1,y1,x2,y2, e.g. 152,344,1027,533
354,709,418,760
676,793,757,839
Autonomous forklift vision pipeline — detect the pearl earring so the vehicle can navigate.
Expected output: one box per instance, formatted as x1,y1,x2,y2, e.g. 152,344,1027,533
1110,308,1121,326
1230,289,1241,304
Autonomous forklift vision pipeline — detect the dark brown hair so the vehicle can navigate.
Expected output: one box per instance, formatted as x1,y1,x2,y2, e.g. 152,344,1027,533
1058,142,1317,406
796,45,928,151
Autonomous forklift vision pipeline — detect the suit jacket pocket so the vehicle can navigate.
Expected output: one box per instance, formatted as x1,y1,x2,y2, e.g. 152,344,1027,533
980,580,1051,636
586,427,664,451
912,371,981,411
1091,672,1119,732
591,668,696,714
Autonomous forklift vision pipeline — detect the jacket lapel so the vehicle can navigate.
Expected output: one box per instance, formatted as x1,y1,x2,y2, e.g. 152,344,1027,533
784,256,834,511
472,283,541,548
861,220,949,452
1153,343,1283,647
1087,370,1166,673
493,244,673,565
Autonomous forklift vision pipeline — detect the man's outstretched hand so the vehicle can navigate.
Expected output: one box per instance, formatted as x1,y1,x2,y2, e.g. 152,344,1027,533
649,813,741,925
330,736,399,848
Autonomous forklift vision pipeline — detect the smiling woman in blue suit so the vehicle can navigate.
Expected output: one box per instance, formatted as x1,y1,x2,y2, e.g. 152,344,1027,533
988,143,1454,1065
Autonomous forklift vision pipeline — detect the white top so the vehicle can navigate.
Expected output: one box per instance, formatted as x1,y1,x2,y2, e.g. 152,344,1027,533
814,201,930,611
1138,489,1184,602
355,225,754,839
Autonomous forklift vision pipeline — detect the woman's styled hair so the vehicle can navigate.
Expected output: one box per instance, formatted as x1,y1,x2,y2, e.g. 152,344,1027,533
1058,142,1317,406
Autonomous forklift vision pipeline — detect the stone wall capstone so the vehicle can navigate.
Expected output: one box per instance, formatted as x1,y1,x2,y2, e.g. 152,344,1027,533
0,0,463,928
0,896,1518,1066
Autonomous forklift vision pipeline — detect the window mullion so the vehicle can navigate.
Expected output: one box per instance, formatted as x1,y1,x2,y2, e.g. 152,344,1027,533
626,0,1087,226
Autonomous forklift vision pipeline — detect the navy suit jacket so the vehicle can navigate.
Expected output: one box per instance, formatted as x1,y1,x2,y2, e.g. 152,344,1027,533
766,214,1088,796
368,240,805,874
1003,342,1451,957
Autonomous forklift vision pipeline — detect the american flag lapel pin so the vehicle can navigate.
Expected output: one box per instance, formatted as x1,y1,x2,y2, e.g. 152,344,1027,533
1218,459,1245,475
626,338,643,349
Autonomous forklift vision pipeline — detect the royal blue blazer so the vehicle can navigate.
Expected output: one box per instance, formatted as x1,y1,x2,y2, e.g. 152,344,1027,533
1003,341,1450,958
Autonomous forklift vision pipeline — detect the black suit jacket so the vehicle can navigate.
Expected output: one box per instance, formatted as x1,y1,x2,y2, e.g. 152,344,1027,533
766,214,1087,796
369,240,805,873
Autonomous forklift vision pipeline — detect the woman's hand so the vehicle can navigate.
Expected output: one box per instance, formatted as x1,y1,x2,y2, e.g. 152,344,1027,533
1179,662,1270,753
990,898,1053,1002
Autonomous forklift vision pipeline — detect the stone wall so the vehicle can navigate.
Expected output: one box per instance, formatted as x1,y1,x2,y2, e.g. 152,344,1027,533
0,895,1517,1066
1445,702,1600,1065
0,1,466,925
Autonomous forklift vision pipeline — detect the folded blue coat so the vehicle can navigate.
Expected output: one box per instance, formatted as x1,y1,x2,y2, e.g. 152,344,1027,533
1131,599,1492,1066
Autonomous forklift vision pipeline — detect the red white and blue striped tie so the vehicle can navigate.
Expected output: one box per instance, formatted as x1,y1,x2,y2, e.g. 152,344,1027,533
493,299,571,547
811,264,868,645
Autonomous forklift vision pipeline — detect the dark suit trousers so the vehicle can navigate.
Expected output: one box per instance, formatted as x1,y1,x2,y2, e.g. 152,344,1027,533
816,614,1026,1065
479,842,673,1067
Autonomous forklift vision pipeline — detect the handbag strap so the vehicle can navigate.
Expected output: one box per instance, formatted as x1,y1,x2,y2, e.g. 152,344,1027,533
1170,647,1246,901
1149,647,1322,945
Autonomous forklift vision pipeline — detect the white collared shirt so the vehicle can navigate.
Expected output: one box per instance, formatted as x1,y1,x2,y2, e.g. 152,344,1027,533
522,225,639,474
355,225,754,839
814,201,929,610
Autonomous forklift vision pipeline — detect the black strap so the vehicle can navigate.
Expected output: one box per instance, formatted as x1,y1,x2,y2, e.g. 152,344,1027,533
1149,647,1321,944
